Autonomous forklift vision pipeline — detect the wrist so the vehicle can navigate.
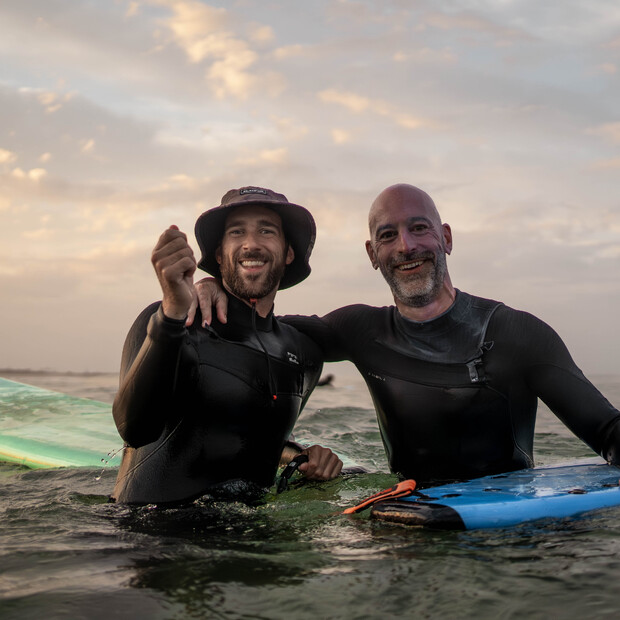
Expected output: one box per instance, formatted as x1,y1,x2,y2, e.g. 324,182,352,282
161,301,189,322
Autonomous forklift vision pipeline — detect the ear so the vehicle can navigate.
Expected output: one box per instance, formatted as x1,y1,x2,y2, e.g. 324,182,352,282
285,244,295,266
442,223,453,255
215,245,222,265
365,240,379,270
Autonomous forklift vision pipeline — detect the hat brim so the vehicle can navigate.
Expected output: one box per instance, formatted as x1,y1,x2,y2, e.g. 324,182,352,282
195,199,316,290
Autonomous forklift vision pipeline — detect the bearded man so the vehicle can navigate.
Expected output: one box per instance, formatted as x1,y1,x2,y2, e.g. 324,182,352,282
111,187,342,504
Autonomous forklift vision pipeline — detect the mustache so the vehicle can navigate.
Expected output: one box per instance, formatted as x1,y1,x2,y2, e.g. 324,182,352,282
388,251,435,267
236,251,269,261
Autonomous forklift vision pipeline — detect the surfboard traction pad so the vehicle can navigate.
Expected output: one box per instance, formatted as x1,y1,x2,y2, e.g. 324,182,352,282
370,461,620,530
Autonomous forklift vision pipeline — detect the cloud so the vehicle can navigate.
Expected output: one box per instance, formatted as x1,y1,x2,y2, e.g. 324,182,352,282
420,10,533,46
586,122,620,143
151,0,284,99
597,63,617,74
10,167,47,182
590,158,620,170
0,148,17,164
81,139,96,153
318,88,442,130
235,147,289,166
272,44,306,60
331,129,352,144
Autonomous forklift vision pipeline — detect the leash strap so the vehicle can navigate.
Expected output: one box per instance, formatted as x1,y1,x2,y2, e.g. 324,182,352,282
343,480,417,514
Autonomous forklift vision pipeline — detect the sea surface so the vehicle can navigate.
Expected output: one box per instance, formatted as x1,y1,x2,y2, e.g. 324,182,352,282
1,365,620,619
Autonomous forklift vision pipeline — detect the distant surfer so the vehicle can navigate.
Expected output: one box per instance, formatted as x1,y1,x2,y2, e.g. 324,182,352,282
193,184,620,486
111,187,342,504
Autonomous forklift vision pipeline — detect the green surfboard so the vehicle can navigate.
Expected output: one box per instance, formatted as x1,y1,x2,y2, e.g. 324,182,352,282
0,377,121,469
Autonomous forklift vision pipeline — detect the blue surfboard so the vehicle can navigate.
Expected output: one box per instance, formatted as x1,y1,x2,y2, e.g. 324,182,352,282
370,460,620,530
0,376,121,468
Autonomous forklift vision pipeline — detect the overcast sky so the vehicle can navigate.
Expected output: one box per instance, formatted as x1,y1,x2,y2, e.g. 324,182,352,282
1,0,619,375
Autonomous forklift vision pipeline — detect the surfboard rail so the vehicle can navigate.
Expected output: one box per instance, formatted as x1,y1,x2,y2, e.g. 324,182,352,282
370,460,620,530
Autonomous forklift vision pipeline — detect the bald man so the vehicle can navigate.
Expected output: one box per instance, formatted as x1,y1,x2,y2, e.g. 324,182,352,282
192,184,620,487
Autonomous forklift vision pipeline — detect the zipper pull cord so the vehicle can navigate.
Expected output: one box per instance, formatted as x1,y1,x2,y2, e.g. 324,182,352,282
249,298,277,405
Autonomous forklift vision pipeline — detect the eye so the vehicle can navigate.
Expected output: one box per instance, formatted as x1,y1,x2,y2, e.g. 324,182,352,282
377,230,397,241
411,223,429,234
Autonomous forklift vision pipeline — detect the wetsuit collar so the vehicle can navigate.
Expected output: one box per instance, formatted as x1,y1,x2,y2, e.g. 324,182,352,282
395,289,463,332
225,292,275,333
388,290,497,362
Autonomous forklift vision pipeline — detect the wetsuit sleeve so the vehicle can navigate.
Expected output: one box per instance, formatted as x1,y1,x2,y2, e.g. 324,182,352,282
502,310,620,464
279,311,354,362
112,303,197,447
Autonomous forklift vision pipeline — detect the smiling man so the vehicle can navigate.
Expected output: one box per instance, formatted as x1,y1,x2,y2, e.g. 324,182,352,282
111,186,342,505
193,183,620,487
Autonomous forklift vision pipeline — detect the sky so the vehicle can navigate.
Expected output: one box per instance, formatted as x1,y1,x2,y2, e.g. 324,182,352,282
0,0,619,375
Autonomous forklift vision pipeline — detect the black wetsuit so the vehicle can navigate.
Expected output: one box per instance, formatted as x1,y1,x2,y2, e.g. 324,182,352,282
112,294,323,504
283,290,620,485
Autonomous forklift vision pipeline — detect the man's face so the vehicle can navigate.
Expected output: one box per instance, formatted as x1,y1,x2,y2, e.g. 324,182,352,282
366,187,452,308
216,205,294,301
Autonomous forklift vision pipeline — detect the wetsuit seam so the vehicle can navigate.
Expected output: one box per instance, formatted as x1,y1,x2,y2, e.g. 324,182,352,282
117,416,186,483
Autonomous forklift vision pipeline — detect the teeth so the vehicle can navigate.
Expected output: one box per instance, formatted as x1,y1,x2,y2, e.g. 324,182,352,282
241,260,265,267
397,260,424,271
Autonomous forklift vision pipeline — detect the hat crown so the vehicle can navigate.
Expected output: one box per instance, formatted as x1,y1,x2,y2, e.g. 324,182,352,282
221,186,290,207
195,185,315,290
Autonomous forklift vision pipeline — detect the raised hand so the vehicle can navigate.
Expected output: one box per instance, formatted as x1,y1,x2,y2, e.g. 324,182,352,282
151,225,197,320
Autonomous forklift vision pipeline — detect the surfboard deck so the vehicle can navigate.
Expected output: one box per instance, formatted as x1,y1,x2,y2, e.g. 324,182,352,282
0,377,121,469
370,459,620,530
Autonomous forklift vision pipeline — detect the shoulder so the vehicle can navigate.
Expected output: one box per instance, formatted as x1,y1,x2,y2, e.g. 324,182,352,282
486,301,565,351
124,301,161,339
280,304,392,333
323,303,392,328
272,316,324,364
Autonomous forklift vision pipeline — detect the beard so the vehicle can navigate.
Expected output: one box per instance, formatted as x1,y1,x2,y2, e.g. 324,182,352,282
220,250,287,301
378,250,448,308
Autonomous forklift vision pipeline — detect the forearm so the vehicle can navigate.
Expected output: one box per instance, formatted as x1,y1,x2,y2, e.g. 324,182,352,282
113,306,190,446
532,363,620,460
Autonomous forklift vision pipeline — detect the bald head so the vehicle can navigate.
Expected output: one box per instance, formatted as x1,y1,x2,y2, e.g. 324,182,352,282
369,184,442,236
365,183,455,320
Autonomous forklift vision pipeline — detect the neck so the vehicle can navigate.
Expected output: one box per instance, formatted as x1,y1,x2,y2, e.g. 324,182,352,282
222,282,276,318
394,278,457,322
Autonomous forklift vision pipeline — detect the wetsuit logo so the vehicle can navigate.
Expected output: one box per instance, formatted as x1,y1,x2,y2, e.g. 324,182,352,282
287,352,299,365
368,372,385,382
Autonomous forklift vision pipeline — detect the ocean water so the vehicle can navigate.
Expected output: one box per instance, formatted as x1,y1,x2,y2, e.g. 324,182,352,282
1,365,620,619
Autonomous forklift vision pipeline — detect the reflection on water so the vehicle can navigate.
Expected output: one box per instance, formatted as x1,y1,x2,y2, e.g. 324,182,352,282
1,368,620,619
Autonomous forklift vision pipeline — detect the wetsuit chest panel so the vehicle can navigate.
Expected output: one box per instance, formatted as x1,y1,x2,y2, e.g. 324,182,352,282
343,293,523,483
358,349,515,482
192,334,305,401
375,293,501,364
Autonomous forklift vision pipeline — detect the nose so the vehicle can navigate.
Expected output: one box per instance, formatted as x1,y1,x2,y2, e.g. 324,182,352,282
241,230,261,250
396,228,417,254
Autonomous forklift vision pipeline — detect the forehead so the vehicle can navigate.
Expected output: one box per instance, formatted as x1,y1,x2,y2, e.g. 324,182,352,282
224,204,283,229
369,187,440,233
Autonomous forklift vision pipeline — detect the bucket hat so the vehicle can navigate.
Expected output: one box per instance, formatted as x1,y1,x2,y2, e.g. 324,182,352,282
195,186,316,289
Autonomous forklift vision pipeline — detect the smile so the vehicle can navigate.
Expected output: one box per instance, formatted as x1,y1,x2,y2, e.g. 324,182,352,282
396,260,425,271
240,260,266,267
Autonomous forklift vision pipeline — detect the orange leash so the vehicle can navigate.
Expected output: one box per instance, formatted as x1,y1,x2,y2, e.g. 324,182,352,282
343,480,417,514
